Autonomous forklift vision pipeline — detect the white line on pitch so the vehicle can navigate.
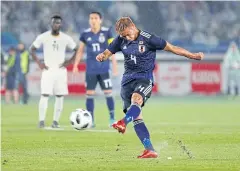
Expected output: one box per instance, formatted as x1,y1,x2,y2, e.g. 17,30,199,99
43,126,116,133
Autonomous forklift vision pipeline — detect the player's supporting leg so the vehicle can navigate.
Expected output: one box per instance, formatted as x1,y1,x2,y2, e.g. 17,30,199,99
133,117,157,158
86,90,95,126
52,95,64,128
104,90,115,126
112,93,157,158
38,94,49,128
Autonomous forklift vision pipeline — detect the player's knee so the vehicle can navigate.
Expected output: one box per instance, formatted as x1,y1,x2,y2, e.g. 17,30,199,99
86,90,95,95
42,94,49,97
104,90,113,97
56,95,63,98
131,93,143,106
86,91,95,100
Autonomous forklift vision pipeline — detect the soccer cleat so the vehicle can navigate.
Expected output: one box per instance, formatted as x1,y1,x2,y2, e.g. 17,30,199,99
39,121,45,128
137,150,158,159
109,119,115,127
51,121,60,128
112,119,126,134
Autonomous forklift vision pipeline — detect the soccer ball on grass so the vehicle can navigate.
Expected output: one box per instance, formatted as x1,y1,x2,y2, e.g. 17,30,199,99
70,109,92,130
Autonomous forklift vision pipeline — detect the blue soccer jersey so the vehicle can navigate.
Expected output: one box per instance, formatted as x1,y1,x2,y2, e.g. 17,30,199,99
80,27,114,74
108,30,166,85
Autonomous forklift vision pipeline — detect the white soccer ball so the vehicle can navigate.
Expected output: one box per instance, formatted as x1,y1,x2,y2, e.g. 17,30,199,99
70,109,92,130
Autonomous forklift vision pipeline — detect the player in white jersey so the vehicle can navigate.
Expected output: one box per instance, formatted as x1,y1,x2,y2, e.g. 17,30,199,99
30,15,77,128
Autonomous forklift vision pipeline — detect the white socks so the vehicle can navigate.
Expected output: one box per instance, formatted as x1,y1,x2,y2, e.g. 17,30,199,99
39,96,49,121
39,96,64,123
53,96,64,122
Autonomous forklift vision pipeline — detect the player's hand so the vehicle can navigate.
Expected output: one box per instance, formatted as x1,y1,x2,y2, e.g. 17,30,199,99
193,52,204,60
59,64,65,68
96,53,105,62
39,63,48,70
73,65,79,73
59,61,68,68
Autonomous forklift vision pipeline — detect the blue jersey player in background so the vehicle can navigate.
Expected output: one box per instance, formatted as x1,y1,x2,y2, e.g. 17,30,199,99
96,17,204,158
73,12,118,127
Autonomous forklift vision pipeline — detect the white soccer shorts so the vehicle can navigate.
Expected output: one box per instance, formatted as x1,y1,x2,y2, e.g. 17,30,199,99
41,68,68,95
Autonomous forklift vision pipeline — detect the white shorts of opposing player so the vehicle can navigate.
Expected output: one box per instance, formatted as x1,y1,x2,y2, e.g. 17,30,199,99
41,67,68,95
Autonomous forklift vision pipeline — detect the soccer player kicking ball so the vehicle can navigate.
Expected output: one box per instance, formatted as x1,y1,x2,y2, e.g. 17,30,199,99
30,15,77,128
96,17,204,158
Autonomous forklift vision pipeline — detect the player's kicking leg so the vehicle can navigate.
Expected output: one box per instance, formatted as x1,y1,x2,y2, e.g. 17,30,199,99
99,73,115,126
112,79,158,158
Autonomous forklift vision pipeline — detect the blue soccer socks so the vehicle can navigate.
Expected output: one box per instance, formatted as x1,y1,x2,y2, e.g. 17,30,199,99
86,95,94,123
105,93,115,120
133,119,155,151
123,103,141,125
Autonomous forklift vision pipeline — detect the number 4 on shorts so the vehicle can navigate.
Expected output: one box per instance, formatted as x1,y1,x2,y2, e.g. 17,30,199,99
138,85,145,92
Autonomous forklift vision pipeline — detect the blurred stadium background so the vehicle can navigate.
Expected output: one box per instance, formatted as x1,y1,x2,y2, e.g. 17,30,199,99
2,1,240,50
1,1,240,171
1,1,240,98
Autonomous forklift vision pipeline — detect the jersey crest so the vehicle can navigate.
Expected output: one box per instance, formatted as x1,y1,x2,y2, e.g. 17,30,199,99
99,33,106,43
138,41,145,53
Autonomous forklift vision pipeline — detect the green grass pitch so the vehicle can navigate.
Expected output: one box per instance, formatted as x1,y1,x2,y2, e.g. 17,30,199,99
1,96,240,171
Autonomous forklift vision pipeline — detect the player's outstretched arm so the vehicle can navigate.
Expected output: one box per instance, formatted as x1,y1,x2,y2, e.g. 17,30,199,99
96,49,113,62
73,42,85,73
30,45,48,70
164,42,204,60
